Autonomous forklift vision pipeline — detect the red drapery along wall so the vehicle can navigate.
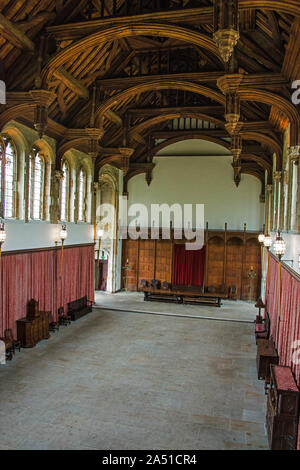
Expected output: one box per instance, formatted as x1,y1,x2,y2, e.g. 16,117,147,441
265,254,300,448
172,244,206,287
0,244,95,337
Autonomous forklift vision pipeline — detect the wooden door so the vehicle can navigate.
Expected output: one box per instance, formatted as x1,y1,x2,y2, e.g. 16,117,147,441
99,260,108,291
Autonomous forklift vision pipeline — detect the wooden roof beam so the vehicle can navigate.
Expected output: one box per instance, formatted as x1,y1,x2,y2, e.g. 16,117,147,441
0,13,35,52
127,106,225,117
53,67,89,100
105,109,123,127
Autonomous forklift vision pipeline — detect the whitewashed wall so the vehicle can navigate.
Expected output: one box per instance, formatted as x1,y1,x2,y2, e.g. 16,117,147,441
128,155,264,231
2,220,94,252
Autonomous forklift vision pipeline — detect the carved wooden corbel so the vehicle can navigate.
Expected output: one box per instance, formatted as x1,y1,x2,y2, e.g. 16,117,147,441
231,134,242,161
29,89,56,138
118,147,134,175
213,0,240,63
217,74,243,135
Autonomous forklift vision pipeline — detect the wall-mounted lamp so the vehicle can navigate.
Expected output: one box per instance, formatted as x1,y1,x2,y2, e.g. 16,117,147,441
273,231,286,261
258,224,265,245
59,224,67,276
263,234,273,250
60,225,68,244
0,220,6,262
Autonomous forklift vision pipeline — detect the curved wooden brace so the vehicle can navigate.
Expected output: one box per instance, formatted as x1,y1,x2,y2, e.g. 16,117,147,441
241,153,272,182
237,89,300,148
241,166,264,185
240,131,282,164
95,81,225,126
239,0,300,17
42,23,220,84
57,138,91,159
149,134,230,160
0,103,35,130
130,112,225,141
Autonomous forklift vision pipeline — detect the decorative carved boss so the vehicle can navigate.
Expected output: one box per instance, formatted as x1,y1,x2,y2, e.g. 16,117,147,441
213,0,240,63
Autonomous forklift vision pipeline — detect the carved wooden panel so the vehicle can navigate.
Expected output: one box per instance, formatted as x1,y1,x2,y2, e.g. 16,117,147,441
242,238,261,300
122,239,139,291
138,240,155,287
122,230,261,300
226,237,243,298
207,236,224,289
155,240,173,284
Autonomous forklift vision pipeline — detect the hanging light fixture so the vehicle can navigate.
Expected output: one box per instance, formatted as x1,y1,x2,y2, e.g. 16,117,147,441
263,234,273,250
258,232,265,244
59,225,67,276
0,220,6,262
273,231,286,261
273,231,286,345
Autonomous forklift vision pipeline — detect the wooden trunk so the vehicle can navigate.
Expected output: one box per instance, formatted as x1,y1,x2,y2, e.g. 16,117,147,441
266,365,300,450
17,312,50,348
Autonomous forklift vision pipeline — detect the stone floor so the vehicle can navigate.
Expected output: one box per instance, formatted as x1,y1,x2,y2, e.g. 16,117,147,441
95,291,256,323
0,294,268,450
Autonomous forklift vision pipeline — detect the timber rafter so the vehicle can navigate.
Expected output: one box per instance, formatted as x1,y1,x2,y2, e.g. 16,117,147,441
0,0,299,184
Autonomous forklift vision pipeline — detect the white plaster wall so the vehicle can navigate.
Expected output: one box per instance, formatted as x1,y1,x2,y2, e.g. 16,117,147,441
115,171,124,291
128,156,264,231
272,232,300,276
2,220,94,252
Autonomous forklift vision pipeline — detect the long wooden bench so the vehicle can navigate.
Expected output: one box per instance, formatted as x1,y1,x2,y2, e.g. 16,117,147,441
142,288,225,307
67,296,93,321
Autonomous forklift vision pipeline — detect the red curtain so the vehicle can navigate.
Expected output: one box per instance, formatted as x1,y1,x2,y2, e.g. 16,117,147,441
172,244,205,286
0,245,94,337
265,255,300,449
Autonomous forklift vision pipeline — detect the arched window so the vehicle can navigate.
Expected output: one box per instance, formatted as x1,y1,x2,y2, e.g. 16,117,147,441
78,168,87,222
28,149,45,220
60,160,70,221
0,136,17,219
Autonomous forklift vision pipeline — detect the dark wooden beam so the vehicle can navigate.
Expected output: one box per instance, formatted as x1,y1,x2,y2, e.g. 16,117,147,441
0,13,35,52
127,106,225,117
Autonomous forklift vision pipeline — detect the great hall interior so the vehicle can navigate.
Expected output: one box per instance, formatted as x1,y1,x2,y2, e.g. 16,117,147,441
0,0,300,452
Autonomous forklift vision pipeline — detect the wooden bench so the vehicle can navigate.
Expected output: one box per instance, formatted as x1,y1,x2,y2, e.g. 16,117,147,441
67,296,93,321
142,287,225,307
255,312,270,343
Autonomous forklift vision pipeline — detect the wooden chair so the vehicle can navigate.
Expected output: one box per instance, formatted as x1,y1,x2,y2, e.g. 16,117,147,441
150,279,160,290
48,313,59,332
162,281,169,290
0,335,14,360
229,285,237,300
4,328,21,353
140,279,148,288
58,307,71,326
255,312,270,343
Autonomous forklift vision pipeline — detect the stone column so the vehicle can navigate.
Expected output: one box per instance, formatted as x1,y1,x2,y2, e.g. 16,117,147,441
265,184,273,234
273,171,282,231
50,169,63,224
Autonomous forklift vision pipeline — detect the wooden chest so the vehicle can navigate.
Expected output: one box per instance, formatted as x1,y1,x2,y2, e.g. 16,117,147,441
17,311,50,348
256,339,279,381
266,365,300,450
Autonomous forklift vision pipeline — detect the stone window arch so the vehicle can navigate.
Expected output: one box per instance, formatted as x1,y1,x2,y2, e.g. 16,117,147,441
0,135,17,219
